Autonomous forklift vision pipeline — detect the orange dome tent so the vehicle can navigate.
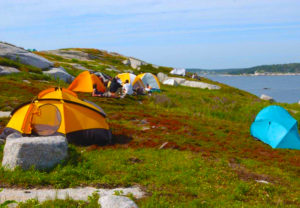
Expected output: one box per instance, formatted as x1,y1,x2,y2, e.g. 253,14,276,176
2,87,111,145
68,71,106,93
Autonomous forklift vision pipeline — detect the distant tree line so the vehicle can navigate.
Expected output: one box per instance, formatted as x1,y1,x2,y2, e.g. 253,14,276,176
188,63,300,75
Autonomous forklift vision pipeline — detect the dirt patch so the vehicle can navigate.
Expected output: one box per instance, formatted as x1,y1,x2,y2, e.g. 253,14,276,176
229,158,277,184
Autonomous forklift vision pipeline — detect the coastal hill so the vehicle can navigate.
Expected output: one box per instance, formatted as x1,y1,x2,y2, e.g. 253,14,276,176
0,42,300,207
189,63,300,75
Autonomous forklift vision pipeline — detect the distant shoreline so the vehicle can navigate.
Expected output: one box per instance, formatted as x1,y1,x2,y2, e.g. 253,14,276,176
199,73,300,76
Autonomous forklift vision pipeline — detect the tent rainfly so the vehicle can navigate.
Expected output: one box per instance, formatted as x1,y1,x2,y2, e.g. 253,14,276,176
1,88,111,145
116,73,145,89
68,71,106,93
137,73,160,89
250,105,300,150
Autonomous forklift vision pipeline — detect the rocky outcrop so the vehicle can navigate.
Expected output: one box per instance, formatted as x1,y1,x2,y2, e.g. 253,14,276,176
298,100,300,105
45,49,92,61
0,186,144,204
99,195,138,208
0,65,20,75
122,57,147,70
43,67,74,83
157,72,169,82
163,79,179,86
181,80,221,90
158,72,220,90
0,42,53,69
260,94,275,102
171,77,186,84
2,135,68,170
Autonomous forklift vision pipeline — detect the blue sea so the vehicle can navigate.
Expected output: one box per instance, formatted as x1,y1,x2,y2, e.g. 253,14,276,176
203,75,300,104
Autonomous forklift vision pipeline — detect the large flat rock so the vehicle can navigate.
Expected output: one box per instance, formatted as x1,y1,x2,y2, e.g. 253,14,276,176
0,186,144,203
43,67,74,83
0,42,53,70
181,80,221,90
0,65,20,75
2,135,68,170
45,49,93,61
99,195,138,208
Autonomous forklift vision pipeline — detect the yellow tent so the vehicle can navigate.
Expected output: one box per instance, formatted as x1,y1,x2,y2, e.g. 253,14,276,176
68,71,106,93
137,73,160,89
4,88,111,145
116,73,145,89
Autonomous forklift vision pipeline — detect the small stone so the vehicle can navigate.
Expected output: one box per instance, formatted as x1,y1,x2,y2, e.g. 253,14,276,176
140,119,148,125
255,180,270,184
159,142,168,149
23,80,31,84
0,111,11,118
99,195,138,208
141,126,151,131
260,94,275,102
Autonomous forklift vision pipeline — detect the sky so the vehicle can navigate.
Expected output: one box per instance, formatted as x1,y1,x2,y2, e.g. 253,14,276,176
1,0,300,69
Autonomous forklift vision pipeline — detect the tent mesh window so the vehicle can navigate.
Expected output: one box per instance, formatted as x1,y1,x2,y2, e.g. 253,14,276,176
31,104,62,136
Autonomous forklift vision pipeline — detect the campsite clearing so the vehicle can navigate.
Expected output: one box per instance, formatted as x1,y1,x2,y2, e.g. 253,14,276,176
0,49,300,207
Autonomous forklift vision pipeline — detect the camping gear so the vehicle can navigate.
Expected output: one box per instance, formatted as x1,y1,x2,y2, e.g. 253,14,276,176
3,88,111,145
94,72,111,83
137,73,160,90
250,105,300,150
68,71,106,93
170,68,186,76
116,73,145,90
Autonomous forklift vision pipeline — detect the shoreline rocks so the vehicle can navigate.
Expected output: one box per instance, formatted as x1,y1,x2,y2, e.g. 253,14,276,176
260,94,275,102
158,72,220,90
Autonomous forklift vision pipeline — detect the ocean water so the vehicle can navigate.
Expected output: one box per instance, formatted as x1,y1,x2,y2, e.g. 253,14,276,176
203,75,300,104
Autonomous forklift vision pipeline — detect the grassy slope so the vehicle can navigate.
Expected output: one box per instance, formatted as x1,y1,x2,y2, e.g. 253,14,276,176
0,50,300,207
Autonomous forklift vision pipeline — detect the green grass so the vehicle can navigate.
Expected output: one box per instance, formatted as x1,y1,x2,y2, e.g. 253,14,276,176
0,51,300,207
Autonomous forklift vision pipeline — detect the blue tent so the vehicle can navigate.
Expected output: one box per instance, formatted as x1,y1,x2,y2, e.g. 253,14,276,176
250,105,300,150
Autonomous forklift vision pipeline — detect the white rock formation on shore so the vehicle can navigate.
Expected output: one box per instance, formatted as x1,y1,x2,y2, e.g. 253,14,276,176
0,66,20,75
2,135,68,170
0,42,53,70
182,80,221,90
158,72,220,90
163,79,179,86
260,94,275,102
